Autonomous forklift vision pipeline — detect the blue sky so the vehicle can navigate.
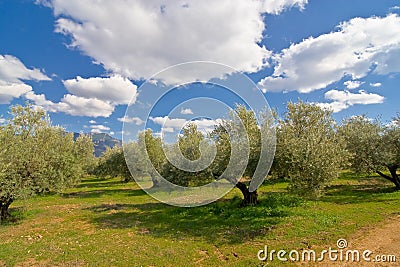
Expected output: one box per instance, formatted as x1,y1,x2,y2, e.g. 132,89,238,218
0,0,399,140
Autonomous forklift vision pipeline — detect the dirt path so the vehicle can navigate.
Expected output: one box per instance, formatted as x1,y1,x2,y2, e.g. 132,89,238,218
322,215,400,266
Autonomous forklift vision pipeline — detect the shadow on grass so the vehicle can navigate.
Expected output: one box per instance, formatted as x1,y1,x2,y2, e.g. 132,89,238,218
84,193,303,244
76,179,124,189
62,188,147,199
0,207,28,226
322,180,399,204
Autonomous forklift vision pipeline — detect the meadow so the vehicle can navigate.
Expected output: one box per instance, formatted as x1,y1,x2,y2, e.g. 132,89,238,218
0,172,399,266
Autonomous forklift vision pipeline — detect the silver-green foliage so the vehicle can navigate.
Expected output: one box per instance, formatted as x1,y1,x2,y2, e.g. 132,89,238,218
0,103,94,220
275,101,347,197
340,114,400,189
161,123,213,187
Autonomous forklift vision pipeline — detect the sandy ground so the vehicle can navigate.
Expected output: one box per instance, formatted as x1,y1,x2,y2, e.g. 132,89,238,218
313,215,400,266
345,215,400,266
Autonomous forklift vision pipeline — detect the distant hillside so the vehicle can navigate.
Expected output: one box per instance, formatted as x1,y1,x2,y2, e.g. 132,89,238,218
73,132,122,157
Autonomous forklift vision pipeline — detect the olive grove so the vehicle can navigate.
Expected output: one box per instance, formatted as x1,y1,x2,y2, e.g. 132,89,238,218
0,104,94,221
340,115,400,190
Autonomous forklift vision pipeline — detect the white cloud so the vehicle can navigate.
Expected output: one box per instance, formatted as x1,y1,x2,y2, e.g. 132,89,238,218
259,14,400,93
325,89,384,105
261,0,308,14
150,116,187,130
118,116,143,125
25,74,138,117
317,101,349,113
90,124,110,133
370,82,382,87
193,118,223,134
162,127,175,133
25,91,115,117
344,80,364,89
44,0,307,83
180,108,193,115
150,116,222,135
63,75,137,105
0,55,50,82
0,83,33,104
50,94,115,117
316,89,384,112
89,120,96,124
0,55,50,103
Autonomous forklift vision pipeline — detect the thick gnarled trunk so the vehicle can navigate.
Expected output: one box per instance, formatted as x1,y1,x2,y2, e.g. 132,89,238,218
0,197,13,222
236,182,258,206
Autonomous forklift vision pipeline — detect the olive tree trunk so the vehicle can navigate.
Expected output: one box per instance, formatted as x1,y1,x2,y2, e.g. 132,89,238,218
0,197,13,222
236,182,258,206
376,165,400,190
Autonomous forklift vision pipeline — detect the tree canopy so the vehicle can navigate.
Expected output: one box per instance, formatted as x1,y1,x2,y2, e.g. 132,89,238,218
274,101,347,196
340,114,400,190
0,103,94,220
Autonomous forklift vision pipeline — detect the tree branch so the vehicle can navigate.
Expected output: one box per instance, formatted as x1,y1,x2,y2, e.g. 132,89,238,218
376,170,395,183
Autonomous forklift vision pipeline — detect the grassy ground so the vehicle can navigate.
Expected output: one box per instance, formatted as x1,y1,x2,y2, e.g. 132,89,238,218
0,172,399,266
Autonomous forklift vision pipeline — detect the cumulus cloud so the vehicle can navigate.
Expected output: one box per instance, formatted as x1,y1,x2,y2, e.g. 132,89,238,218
26,75,138,117
1,55,130,118
90,124,110,133
25,91,115,117
42,0,307,83
180,108,193,115
325,89,384,105
259,14,400,93
150,116,187,130
193,118,223,134
0,55,50,103
370,82,382,87
316,89,385,112
261,0,308,14
0,83,32,104
118,116,144,125
60,95,115,117
344,80,364,89
63,75,137,105
150,116,222,134
0,55,50,82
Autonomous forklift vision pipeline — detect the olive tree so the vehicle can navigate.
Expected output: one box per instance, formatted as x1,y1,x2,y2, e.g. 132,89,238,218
139,129,166,188
161,123,213,187
96,146,131,181
340,115,400,190
275,101,347,197
210,105,274,205
0,103,94,221
95,129,166,187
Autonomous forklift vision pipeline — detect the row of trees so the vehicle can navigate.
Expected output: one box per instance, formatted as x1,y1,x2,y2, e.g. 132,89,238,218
340,114,400,189
97,101,400,205
2,101,397,218
0,104,94,221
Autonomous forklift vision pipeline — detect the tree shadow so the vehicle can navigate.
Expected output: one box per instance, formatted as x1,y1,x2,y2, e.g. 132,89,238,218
84,193,302,244
62,188,147,199
0,207,27,226
76,179,124,189
321,182,398,204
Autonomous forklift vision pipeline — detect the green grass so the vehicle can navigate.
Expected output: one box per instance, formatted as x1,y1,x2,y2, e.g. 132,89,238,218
0,172,399,266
